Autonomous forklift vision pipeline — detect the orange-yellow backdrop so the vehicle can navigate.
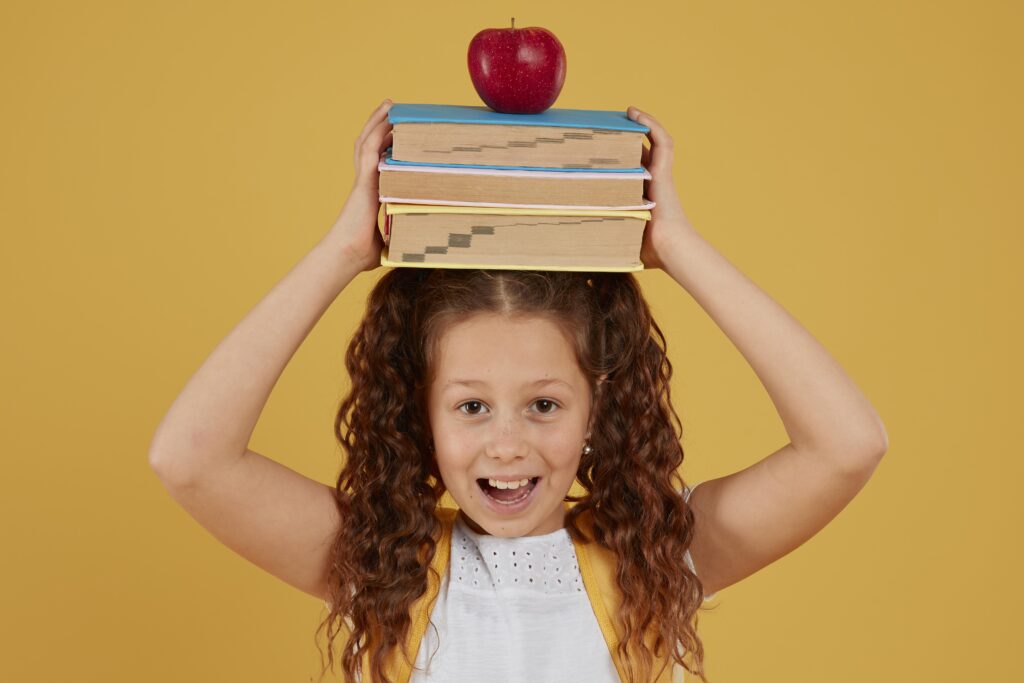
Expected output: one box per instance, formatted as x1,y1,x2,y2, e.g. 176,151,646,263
2,1,1020,681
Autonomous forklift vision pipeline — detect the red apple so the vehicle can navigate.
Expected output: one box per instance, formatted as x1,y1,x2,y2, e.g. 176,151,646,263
468,18,566,114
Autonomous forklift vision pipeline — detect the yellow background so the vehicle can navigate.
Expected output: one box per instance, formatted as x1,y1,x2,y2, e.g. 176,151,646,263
2,0,1020,680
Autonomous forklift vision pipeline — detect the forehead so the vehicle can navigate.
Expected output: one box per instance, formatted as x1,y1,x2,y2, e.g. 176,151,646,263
431,314,581,383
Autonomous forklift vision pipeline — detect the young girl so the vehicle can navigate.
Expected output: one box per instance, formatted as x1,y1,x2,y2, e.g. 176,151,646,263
149,100,888,683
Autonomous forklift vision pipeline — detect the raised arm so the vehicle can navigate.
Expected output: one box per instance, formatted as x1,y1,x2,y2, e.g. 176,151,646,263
147,100,394,600
628,106,889,598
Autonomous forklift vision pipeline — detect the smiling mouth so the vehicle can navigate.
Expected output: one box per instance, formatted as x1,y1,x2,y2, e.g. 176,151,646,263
477,477,540,504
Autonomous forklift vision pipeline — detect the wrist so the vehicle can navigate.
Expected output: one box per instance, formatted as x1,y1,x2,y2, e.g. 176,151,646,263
658,224,711,284
653,220,700,258
315,233,373,285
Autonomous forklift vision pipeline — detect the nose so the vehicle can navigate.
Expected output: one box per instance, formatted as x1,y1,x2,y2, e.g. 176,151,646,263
484,414,529,461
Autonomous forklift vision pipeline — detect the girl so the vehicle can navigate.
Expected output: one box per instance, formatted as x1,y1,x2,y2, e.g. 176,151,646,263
149,100,888,683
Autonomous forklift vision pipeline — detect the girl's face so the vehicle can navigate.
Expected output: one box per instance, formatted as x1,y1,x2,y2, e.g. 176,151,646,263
427,313,593,537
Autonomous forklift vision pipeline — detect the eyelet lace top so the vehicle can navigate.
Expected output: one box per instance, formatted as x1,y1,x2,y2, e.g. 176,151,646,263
410,512,620,681
404,484,714,682
450,513,586,594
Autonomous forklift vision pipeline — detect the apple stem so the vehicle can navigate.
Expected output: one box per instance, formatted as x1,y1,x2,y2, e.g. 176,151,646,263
511,17,515,29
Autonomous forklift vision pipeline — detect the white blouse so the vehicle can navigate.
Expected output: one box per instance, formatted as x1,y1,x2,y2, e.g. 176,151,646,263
408,483,713,682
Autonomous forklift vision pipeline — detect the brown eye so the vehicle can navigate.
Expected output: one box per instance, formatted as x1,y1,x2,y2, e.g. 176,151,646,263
458,401,485,417
533,399,559,414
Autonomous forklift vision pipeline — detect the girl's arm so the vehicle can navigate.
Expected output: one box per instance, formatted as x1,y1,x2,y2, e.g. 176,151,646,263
147,100,394,601
628,106,889,597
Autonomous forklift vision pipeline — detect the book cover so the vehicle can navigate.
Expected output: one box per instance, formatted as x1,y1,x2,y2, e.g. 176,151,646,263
387,103,650,133
378,197,656,211
379,150,651,178
382,147,646,173
384,203,651,219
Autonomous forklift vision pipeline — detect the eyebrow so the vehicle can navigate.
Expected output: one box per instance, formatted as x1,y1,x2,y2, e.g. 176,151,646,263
443,378,573,391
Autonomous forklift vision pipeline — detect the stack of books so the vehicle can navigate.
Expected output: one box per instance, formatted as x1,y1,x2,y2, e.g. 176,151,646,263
378,103,653,272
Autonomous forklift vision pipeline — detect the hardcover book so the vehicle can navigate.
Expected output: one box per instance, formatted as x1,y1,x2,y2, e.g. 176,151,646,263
380,203,650,272
387,103,649,171
378,150,654,210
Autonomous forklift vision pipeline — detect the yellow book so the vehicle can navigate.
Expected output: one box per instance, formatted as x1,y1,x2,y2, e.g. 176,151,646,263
380,203,651,272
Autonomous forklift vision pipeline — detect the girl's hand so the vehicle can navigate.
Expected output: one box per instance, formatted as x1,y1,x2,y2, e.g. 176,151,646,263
627,106,698,271
324,99,394,272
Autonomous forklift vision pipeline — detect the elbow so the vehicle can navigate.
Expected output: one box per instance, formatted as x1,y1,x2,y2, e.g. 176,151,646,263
849,426,889,475
812,424,889,477
866,414,890,459
148,445,198,489
148,449,170,475
851,411,890,465
147,424,202,484
148,448,177,484
875,428,890,458
147,434,174,477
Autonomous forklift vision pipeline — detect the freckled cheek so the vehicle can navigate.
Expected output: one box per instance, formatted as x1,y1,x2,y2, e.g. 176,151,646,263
432,427,481,487
551,458,582,485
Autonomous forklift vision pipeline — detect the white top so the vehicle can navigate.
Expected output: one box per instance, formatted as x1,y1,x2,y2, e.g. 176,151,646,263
408,483,713,682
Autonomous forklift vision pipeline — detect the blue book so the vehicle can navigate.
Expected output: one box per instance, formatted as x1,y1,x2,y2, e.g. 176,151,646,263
386,103,648,172
387,103,649,132
381,148,646,174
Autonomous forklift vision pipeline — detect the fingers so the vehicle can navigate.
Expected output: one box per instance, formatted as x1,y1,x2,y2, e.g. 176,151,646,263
353,99,394,183
354,99,393,162
378,128,393,157
627,106,672,148
627,106,674,176
353,121,391,186
640,143,651,197
355,99,393,149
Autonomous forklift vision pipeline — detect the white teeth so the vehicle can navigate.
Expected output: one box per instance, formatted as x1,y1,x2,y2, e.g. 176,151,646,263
488,478,531,490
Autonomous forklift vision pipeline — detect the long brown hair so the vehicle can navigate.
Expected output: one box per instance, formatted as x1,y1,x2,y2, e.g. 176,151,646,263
315,268,711,683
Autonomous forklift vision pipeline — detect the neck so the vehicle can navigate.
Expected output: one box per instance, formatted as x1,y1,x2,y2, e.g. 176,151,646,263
457,503,570,537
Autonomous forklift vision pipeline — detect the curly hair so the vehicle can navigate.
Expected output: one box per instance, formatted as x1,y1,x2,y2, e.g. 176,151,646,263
314,268,711,683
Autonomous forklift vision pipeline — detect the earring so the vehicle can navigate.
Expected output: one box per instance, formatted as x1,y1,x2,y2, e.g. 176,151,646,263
582,443,593,455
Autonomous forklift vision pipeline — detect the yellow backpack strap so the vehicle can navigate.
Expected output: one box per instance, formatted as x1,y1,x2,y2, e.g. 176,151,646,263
372,506,456,683
570,503,677,682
